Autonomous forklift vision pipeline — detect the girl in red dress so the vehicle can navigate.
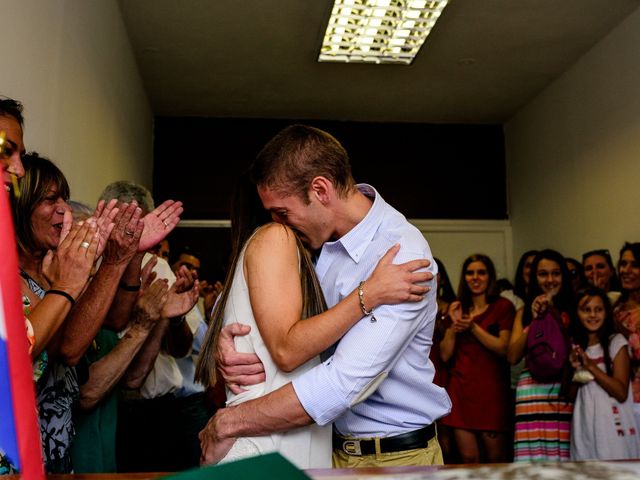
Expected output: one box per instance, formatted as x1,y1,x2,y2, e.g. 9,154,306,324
440,254,515,463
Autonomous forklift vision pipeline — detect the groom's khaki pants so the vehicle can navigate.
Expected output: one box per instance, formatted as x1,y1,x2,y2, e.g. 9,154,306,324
332,434,443,468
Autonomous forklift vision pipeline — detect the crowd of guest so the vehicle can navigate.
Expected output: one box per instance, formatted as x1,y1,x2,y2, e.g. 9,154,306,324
2,95,640,474
0,98,224,474
432,245,640,464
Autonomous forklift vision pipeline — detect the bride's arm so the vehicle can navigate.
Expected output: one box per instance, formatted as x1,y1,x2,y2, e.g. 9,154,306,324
246,224,430,372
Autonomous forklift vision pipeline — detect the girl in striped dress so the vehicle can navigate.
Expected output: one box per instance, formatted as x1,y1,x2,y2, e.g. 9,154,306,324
507,249,575,461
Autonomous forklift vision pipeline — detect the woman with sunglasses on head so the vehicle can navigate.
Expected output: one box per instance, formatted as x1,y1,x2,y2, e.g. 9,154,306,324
508,249,575,462
440,254,514,463
9,154,106,472
583,249,621,304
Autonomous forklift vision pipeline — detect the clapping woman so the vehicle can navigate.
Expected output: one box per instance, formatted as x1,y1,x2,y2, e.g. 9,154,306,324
440,254,514,463
10,154,103,472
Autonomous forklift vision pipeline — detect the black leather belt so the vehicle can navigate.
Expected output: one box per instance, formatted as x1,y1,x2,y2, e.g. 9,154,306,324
332,424,436,456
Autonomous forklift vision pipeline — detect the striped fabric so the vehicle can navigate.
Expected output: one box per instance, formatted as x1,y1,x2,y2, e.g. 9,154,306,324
514,369,573,461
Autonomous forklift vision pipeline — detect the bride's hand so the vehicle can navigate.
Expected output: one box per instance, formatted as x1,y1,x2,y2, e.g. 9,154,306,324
363,244,433,308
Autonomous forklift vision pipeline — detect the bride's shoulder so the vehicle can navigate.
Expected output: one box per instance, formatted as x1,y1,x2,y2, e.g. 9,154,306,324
247,223,298,255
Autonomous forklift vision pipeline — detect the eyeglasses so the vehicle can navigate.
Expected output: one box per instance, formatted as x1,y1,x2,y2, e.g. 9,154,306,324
582,249,612,263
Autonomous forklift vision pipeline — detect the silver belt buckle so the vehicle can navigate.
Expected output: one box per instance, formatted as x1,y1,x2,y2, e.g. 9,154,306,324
342,440,362,456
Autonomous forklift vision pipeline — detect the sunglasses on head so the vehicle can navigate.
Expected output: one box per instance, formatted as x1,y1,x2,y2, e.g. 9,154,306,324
582,249,612,263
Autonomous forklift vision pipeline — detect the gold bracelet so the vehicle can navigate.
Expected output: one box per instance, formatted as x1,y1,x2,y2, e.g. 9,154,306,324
358,281,377,323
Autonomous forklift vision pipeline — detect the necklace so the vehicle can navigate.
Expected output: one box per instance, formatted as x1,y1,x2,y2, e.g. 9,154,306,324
19,269,46,299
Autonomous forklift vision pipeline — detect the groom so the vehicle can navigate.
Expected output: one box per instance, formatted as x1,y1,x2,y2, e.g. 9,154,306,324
201,125,451,468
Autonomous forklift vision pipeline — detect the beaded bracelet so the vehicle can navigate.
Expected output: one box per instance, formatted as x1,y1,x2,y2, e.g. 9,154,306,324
357,281,377,323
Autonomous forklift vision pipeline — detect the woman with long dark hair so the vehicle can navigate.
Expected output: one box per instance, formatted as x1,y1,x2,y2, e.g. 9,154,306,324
431,258,456,390
430,257,456,462
440,254,514,463
508,249,575,461
513,250,538,301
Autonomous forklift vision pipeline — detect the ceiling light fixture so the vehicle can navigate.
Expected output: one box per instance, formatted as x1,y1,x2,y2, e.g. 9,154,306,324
318,0,450,65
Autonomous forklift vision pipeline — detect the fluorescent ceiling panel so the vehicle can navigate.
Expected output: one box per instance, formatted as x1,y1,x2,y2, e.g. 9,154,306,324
319,0,449,65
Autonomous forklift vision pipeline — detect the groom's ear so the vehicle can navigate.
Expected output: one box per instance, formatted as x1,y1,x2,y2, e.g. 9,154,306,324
309,176,333,205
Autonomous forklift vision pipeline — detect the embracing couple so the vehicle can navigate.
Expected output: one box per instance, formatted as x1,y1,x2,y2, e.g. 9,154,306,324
195,125,451,469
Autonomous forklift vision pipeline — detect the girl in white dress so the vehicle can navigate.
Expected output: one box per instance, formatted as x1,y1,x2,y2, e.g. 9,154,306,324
195,174,429,469
570,287,640,460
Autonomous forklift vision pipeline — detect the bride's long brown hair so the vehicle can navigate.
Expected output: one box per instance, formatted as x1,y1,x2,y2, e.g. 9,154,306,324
195,173,326,388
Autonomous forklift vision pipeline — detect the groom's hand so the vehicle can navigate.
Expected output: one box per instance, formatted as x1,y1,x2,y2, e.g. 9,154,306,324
199,409,236,465
217,323,266,393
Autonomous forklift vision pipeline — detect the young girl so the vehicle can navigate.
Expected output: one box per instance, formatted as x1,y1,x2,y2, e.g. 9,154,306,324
508,249,575,461
570,287,640,460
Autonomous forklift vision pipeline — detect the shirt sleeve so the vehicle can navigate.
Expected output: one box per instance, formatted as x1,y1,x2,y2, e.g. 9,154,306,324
609,333,628,359
292,249,436,426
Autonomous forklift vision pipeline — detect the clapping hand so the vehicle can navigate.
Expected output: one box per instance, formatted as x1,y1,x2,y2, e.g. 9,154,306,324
448,301,472,333
42,211,100,299
162,265,199,318
138,200,183,252
139,254,158,293
132,277,169,331
88,199,119,256
102,202,144,265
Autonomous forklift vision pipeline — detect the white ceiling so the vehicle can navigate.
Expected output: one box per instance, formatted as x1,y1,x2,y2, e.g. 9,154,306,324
118,0,640,123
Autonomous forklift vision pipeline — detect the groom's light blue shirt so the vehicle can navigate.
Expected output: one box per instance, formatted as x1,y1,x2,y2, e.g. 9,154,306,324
292,184,451,437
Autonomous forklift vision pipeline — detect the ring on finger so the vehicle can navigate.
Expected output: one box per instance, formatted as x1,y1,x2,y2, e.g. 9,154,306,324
124,229,134,236
80,241,90,249
163,220,169,228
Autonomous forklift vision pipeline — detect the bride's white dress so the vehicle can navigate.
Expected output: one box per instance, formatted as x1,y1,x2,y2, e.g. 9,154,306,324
220,237,331,469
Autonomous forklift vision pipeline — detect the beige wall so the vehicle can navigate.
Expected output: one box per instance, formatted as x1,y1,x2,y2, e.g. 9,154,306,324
3,0,152,206
505,6,640,264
